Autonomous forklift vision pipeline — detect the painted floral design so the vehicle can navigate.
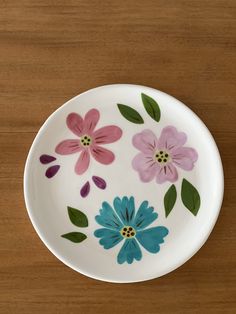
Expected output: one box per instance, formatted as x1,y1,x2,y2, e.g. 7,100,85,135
39,154,60,178
55,109,122,175
94,196,168,264
132,126,198,184
92,176,106,190
80,176,107,198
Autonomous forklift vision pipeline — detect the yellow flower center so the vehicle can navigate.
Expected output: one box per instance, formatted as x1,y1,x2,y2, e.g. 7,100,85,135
155,150,170,164
80,135,92,147
120,226,136,238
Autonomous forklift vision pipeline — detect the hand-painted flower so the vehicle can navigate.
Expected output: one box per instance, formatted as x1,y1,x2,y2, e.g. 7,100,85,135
132,126,198,184
55,109,122,175
94,196,168,264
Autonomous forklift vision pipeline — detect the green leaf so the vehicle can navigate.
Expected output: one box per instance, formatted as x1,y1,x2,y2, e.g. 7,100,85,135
117,104,144,124
181,179,201,216
67,206,88,227
61,232,87,243
164,184,177,217
141,93,161,122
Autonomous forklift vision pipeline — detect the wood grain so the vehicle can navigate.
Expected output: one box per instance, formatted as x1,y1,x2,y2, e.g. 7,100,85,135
0,1,235,313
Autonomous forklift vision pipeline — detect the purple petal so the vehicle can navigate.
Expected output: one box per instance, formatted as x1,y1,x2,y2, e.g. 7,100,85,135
92,176,107,190
40,154,56,164
45,165,60,178
80,181,90,198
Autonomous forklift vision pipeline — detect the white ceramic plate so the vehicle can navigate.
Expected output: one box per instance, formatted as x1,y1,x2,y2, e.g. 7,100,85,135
24,84,224,283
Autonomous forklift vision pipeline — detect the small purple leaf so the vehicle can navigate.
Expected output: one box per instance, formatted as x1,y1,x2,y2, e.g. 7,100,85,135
92,176,106,190
80,181,90,198
45,165,60,178
40,154,56,164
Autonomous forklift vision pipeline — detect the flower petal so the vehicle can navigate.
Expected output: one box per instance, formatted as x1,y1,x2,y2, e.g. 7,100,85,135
136,227,169,253
172,147,198,170
75,150,90,175
90,145,115,164
95,201,123,230
132,129,158,154
113,196,135,225
92,176,107,189
83,109,100,134
94,228,123,249
93,126,122,144
45,165,60,178
117,238,142,264
66,113,84,136
156,163,178,183
80,181,90,198
39,154,56,164
55,140,82,155
132,153,159,182
134,201,158,230
158,126,187,151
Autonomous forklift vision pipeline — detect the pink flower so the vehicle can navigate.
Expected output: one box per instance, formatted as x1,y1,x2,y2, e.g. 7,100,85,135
132,126,198,184
55,109,122,175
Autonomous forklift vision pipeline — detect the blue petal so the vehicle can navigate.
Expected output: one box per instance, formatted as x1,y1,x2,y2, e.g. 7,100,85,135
113,196,135,225
134,201,158,230
117,238,142,264
136,227,169,253
95,201,123,230
94,228,123,249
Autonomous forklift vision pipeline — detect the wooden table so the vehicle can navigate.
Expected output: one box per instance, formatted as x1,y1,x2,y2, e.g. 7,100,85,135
1,1,235,313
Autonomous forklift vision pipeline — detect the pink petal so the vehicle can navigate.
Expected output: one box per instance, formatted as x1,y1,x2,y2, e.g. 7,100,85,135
158,126,187,151
83,109,100,134
132,129,158,154
172,147,198,170
156,163,178,183
55,140,82,155
93,126,122,144
132,153,159,182
75,150,90,175
90,145,115,164
66,113,84,136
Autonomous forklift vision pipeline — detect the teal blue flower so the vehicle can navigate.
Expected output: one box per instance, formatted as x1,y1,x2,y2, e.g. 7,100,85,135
94,196,169,264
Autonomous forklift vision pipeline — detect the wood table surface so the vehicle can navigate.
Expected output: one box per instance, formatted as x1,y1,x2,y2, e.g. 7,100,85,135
0,1,235,313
